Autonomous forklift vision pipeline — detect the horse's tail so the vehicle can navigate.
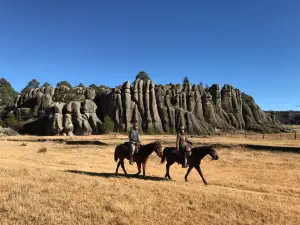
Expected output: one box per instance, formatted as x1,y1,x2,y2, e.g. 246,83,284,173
161,148,167,164
114,146,119,162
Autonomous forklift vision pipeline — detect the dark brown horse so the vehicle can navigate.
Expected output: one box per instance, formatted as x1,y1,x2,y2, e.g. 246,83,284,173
114,141,162,178
161,145,219,184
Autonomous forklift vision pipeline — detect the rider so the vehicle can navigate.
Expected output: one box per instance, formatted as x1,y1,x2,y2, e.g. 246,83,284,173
176,125,192,168
129,123,140,165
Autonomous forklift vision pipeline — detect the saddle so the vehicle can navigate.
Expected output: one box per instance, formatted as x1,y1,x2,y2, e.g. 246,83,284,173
185,142,193,152
124,142,141,154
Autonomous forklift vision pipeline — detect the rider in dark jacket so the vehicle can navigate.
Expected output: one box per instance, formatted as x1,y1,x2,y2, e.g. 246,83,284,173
176,126,192,168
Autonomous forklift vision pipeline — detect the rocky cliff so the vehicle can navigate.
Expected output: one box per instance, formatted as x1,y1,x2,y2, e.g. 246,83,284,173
1,80,288,135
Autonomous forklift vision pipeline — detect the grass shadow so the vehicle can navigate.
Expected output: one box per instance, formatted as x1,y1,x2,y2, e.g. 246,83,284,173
64,170,169,181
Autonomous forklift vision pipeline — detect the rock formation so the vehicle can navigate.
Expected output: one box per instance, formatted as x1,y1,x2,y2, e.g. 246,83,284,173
0,126,19,136
0,80,289,135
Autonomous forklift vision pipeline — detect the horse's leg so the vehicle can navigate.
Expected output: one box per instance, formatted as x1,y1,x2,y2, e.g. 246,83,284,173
184,166,193,182
195,165,207,185
120,161,128,176
165,164,169,179
142,162,147,178
115,161,121,176
166,164,172,180
135,163,141,176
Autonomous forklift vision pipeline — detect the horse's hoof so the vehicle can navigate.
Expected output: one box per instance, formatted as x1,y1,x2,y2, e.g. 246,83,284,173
185,179,188,182
204,182,208,185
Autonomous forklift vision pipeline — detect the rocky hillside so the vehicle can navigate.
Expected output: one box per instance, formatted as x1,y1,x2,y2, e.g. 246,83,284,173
267,111,300,125
0,79,288,136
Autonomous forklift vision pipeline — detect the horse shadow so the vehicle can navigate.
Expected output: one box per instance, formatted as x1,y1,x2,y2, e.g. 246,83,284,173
64,170,168,182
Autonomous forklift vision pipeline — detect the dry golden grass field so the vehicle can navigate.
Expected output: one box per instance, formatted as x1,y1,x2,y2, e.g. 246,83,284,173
0,133,300,225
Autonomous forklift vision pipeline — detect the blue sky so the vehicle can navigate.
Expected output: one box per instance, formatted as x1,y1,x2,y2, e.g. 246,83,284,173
0,0,299,110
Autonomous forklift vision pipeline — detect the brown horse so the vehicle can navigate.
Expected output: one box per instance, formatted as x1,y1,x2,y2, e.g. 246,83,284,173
161,145,219,184
114,141,162,178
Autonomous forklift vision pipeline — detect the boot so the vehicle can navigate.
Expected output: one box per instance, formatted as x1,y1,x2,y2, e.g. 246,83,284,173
129,151,134,165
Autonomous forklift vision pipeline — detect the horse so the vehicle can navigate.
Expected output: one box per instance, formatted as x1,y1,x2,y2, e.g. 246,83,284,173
161,145,219,185
114,141,162,178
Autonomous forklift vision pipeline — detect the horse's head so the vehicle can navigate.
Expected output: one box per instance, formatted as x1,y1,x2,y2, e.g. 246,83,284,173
208,145,219,160
153,141,163,157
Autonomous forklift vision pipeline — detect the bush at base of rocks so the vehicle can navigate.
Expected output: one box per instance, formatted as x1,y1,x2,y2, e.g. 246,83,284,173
100,116,115,134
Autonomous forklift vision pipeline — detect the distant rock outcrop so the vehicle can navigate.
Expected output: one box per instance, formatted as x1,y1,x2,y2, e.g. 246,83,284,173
267,111,300,125
0,79,289,135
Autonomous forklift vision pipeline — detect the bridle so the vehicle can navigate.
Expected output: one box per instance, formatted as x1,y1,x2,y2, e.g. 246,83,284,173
209,147,219,160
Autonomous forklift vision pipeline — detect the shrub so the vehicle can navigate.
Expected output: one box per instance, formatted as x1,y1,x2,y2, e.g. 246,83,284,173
6,114,17,129
20,143,27,147
169,128,177,135
146,126,163,135
100,116,115,133
0,120,5,127
37,147,47,153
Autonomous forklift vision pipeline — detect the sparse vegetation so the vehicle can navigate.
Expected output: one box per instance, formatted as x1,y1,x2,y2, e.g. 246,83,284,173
0,120,5,127
56,81,72,89
145,126,163,135
37,147,47,153
20,142,27,146
89,84,98,90
0,134,299,224
5,113,17,129
42,82,51,88
183,76,190,85
135,71,150,82
76,83,85,88
0,78,18,106
21,79,40,94
100,116,115,133
98,85,110,90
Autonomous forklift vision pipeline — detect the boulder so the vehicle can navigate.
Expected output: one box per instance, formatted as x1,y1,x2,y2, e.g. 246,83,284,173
0,126,19,136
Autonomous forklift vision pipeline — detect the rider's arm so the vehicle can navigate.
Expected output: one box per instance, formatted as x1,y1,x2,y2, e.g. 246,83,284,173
185,136,192,145
130,130,136,142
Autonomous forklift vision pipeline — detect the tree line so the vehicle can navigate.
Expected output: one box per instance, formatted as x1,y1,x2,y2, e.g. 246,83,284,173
3,71,207,97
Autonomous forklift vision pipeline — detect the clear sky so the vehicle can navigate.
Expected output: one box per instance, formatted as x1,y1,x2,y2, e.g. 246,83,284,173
0,0,299,110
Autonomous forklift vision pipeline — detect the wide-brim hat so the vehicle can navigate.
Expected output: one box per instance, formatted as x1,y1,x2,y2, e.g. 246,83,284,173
180,126,186,130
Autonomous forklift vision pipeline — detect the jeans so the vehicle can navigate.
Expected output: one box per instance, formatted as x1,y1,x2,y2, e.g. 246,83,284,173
129,142,136,162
